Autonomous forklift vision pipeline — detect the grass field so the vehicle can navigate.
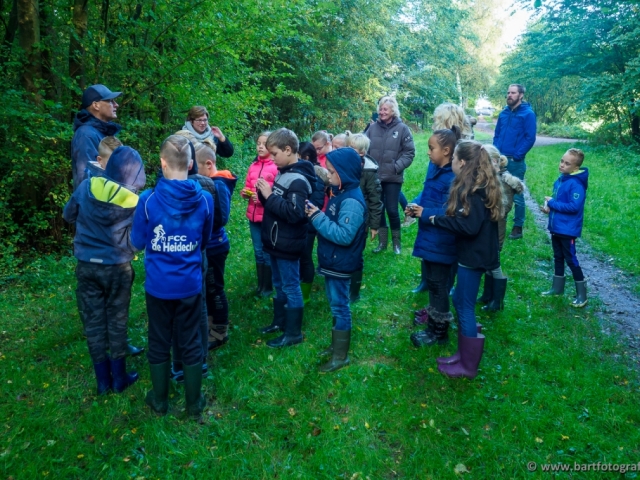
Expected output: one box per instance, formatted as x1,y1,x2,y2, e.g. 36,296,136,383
1,134,639,479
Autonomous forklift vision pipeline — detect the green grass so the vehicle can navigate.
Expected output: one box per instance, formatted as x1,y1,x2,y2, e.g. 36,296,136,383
1,134,640,478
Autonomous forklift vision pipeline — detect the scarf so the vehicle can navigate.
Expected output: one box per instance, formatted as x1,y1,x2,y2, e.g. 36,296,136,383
183,121,216,143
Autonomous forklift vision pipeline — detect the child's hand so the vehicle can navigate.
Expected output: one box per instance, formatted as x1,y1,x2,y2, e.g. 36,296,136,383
256,178,272,198
241,188,254,200
411,205,423,218
370,229,378,241
305,200,319,217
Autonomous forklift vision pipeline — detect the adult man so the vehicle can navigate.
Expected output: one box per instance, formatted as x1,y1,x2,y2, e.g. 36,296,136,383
71,84,122,191
493,84,537,240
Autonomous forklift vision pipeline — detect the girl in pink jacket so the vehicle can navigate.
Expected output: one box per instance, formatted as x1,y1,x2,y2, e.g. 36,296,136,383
241,132,278,296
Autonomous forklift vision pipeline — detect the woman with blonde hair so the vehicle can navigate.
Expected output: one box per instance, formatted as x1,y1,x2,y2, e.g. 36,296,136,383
432,103,473,140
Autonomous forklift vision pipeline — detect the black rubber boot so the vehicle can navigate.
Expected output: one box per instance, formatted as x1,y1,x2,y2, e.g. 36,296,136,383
542,275,565,296
483,278,507,311
350,270,363,303
93,360,111,395
259,298,286,334
373,227,388,253
391,229,401,255
319,317,337,356
145,361,170,415
183,363,206,418
476,274,493,304
267,307,303,348
319,329,351,372
261,264,274,297
571,280,588,308
412,261,428,293
110,357,139,393
410,309,451,347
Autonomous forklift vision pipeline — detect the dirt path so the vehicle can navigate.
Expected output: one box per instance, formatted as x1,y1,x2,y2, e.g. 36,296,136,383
475,118,585,146
524,188,640,366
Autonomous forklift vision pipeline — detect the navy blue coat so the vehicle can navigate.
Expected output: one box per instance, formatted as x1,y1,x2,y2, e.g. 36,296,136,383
492,102,536,161
412,162,457,265
548,168,589,238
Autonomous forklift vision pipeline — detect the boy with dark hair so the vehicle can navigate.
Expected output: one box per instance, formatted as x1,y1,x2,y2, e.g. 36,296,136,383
63,146,146,395
131,135,214,418
255,128,317,347
541,148,589,307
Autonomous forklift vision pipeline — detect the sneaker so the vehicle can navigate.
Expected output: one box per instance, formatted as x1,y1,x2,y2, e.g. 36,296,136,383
401,216,417,228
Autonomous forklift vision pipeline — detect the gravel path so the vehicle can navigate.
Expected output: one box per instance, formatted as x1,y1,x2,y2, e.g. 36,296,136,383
474,118,585,146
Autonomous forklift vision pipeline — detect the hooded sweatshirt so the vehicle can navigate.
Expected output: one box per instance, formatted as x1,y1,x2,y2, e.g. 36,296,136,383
492,102,537,161
63,146,146,265
547,167,589,238
310,148,367,277
71,109,122,190
131,177,214,300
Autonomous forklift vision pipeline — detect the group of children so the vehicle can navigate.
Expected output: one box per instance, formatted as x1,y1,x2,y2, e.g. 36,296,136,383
64,101,590,415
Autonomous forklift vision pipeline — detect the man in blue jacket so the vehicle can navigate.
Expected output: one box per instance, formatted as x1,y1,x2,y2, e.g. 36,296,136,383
493,84,537,240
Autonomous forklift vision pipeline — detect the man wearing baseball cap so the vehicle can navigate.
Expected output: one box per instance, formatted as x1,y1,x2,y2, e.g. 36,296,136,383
71,84,123,191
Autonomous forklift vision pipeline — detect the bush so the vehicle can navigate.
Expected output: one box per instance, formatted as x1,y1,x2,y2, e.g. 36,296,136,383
537,123,591,140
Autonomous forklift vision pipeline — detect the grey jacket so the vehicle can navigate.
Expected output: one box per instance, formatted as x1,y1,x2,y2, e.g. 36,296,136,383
365,117,415,183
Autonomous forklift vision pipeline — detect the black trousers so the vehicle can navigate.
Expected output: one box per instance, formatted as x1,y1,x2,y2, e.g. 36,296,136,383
206,250,229,326
379,182,402,230
424,260,452,313
552,234,584,281
299,230,317,284
146,293,202,365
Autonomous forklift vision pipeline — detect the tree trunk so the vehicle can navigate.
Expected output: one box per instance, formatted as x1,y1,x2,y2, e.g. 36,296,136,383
632,110,640,144
69,0,89,95
17,0,41,100
39,0,57,102
0,0,19,66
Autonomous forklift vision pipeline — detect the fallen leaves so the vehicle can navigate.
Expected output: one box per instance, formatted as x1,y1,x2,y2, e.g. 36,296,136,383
454,463,469,474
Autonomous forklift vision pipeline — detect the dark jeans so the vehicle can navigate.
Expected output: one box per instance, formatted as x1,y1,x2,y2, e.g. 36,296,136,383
506,158,526,227
325,277,352,331
206,251,229,326
452,266,483,337
271,255,304,308
249,221,270,266
146,293,202,366
379,182,402,230
299,230,317,284
552,234,584,281
424,260,452,313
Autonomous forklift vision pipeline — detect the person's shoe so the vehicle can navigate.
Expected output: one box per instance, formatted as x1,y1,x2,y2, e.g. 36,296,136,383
412,261,428,293
542,275,565,296
373,227,388,253
301,282,313,305
438,333,485,379
476,274,492,304
145,361,170,415
171,362,184,383
391,229,401,255
349,270,363,303
93,360,112,395
508,226,523,240
411,310,451,347
413,309,429,326
255,263,264,295
267,306,304,348
259,298,286,334
110,357,139,393
401,215,416,228
319,329,351,372
126,342,145,357
208,324,229,350
571,280,588,308
183,363,206,419
260,264,274,297
483,278,507,312
414,307,428,318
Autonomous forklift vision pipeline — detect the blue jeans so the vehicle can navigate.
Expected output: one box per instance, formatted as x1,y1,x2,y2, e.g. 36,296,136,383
324,277,352,331
249,221,270,266
270,255,303,308
506,158,526,227
452,266,483,337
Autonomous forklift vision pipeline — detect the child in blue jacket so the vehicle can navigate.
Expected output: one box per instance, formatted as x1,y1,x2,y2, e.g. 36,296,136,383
306,147,367,372
541,148,589,307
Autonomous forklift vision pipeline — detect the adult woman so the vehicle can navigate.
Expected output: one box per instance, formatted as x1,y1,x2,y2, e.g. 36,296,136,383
182,106,234,158
432,103,473,140
365,96,415,254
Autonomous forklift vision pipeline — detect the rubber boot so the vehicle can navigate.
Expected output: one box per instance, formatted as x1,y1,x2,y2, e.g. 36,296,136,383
145,361,170,415
301,282,313,305
483,278,507,311
183,363,206,418
350,270,363,303
261,264,274,297
267,307,304,348
110,357,139,393
319,329,351,372
571,280,588,308
412,261,428,293
259,298,286,334
93,360,111,395
319,318,337,357
373,227,388,253
542,275,565,296
411,310,452,347
391,229,401,255
208,324,229,350
413,307,429,326
438,333,485,379
476,274,493,304
509,226,523,240
255,263,264,295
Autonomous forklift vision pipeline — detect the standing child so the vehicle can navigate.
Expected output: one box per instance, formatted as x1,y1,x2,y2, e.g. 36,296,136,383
541,148,588,307
132,135,214,418
306,148,367,371
430,141,502,379
63,146,146,395
405,127,460,348
242,132,277,296
311,130,333,168
256,129,316,347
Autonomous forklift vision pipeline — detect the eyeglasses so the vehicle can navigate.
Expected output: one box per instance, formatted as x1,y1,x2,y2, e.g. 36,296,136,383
193,118,208,124
100,99,118,105
315,143,327,152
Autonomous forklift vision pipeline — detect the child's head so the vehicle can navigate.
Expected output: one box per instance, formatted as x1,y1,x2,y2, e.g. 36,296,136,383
325,148,362,189
446,140,502,221
432,103,472,138
346,133,370,156
160,135,192,178
97,136,123,168
195,143,217,177
428,125,461,167
298,141,318,165
332,131,351,149
312,130,333,157
560,148,584,174
267,128,299,168
483,144,507,173
256,131,272,158
104,146,146,191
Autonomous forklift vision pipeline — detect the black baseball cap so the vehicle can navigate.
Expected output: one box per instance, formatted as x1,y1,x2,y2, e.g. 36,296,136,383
81,84,122,108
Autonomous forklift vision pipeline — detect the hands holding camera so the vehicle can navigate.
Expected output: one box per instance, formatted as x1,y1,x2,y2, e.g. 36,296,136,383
404,203,423,219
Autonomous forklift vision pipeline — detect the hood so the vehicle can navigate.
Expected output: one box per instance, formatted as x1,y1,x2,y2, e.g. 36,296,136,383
83,176,140,228
502,101,533,115
562,167,589,190
104,146,146,192
73,109,121,136
362,155,378,171
154,177,205,218
326,147,362,192
213,170,239,191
